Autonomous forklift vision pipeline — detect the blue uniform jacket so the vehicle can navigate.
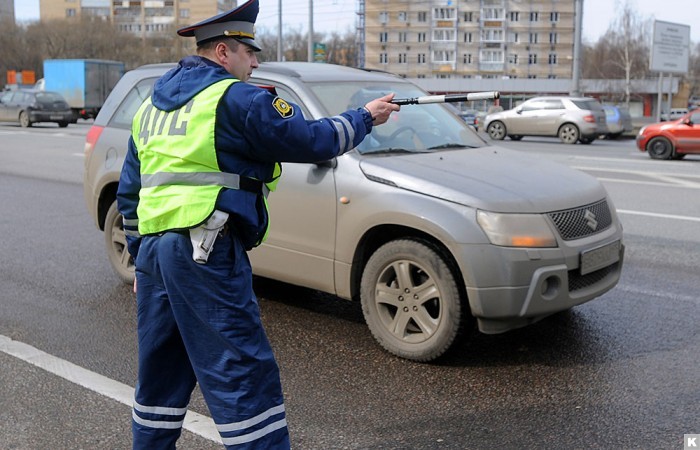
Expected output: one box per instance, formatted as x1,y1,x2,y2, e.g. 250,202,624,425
118,56,374,257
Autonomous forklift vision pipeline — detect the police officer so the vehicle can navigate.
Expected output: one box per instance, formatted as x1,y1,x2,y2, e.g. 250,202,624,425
116,1,399,448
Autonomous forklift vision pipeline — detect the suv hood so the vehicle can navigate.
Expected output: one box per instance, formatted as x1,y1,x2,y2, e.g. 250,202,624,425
358,146,604,213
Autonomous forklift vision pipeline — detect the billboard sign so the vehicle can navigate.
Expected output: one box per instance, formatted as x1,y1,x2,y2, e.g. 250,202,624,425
649,20,690,74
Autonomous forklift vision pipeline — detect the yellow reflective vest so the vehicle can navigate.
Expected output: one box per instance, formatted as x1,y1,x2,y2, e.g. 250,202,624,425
132,78,280,245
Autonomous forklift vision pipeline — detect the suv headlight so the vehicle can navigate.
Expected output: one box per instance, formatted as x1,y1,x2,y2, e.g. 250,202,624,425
477,210,557,248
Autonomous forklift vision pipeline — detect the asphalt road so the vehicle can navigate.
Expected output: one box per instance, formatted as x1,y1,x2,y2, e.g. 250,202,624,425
0,122,698,449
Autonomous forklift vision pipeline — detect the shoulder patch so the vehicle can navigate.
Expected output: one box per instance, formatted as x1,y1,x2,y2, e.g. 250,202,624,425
272,97,294,118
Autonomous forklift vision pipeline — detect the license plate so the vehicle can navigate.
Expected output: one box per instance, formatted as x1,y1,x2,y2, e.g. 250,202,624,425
50,115,63,120
580,240,621,275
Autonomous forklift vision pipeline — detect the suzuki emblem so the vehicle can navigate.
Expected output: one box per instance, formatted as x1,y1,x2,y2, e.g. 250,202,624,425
584,210,598,230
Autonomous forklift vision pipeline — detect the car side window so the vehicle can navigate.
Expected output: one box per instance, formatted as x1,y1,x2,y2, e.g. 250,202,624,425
543,100,564,110
108,77,157,130
0,92,12,103
690,113,700,124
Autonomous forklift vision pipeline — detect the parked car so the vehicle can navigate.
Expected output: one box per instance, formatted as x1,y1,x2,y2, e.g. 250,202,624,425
660,108,688,122
602,105,633,139
458,109,479,130
84,62,624,362
0,89,73,127
484,96,608,144
636,109,700,160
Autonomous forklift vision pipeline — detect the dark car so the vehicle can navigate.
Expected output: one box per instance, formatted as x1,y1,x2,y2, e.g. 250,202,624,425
636,109,700,160
0,89,73,127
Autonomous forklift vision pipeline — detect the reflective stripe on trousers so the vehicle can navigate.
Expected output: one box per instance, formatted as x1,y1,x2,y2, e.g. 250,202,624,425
132,231,289,449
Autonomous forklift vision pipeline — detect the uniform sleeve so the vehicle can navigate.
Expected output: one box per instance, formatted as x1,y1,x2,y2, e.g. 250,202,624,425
116,136,142,260
241,88,374,163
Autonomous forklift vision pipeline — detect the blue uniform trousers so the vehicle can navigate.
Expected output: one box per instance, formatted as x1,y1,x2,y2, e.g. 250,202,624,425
132,230,290,449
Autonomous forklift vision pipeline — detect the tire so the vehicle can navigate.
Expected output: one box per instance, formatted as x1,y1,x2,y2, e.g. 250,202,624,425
104,200,135,284
558,123,579,144
487,121,507,140
360,239,467,362
646,136,673,160
58,122,69,128
578,136,595,144
19,111,31,128
508,135,523,141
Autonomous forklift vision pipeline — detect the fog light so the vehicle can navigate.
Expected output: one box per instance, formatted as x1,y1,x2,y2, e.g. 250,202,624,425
541,276,561,301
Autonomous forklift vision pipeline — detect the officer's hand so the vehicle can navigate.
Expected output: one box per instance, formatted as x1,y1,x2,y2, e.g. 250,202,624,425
364,93,400,126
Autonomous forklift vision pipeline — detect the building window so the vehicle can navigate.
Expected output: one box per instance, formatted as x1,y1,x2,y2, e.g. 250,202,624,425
528,53,538,64
418,11,427,22
482,29,504,42
550,12,560,22
433,50,455,63
418,53,427,64
398,11,407,22
530,12,539,22
529,33,538,44
66,8,76,17
398,32,407,42
548,75,557,79
481,50,504,63
399,53,407,64
418,32,426,42
379,32,388,43
508,32,519,43
464,32,473,43
508,53,518,64
549,32,558,44
548,53,557,64
482,7,504,20
463,54,472,64
433,7,455,20
463,12,473,22
380,53,388,64
433,29,455,41
509,11,519,21
379,11,388,24
528,74,537,79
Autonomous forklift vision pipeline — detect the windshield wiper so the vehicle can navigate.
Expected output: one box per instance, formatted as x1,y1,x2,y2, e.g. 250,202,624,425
363,148,429,155
427,143,478,150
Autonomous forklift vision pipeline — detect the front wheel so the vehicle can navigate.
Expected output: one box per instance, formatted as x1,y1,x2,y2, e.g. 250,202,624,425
646,136,673,160
487,121,507,140
558,123,579,144
360,239,469,362
104,200,135,284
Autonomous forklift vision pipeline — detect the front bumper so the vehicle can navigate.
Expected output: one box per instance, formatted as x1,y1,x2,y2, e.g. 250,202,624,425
457,227,624,334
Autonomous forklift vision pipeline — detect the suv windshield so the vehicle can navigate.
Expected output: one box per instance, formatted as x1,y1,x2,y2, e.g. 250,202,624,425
307,81,484,154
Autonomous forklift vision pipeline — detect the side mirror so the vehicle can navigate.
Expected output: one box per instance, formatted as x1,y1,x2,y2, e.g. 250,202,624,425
515,107,523,114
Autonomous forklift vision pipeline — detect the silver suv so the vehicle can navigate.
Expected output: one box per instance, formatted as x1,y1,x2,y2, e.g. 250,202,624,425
484,96,608,144
84,63,624,362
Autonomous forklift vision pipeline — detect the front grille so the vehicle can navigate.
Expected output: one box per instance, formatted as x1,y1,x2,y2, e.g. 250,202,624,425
548,199,612,240
569,261,619,292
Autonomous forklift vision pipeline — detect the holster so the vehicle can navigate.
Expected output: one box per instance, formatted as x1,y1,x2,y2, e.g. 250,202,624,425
189,210,230,264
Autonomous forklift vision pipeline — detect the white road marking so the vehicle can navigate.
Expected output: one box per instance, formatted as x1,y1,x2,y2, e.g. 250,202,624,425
0,334,221,444
617,209,700,223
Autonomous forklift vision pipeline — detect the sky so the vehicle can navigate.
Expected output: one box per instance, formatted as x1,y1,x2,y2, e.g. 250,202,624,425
12,0,700,43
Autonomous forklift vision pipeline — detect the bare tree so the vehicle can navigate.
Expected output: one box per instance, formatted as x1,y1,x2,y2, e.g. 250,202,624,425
582,0,651,106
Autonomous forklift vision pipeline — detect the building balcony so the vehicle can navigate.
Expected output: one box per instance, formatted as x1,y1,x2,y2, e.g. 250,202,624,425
479,62,505,72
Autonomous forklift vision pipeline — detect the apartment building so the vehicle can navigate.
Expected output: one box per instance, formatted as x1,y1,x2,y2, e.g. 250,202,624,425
0,0,15,22
39,0,236,39
362,0,575,79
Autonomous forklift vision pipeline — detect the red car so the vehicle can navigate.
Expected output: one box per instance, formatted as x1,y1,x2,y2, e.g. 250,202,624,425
636,110,700,159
